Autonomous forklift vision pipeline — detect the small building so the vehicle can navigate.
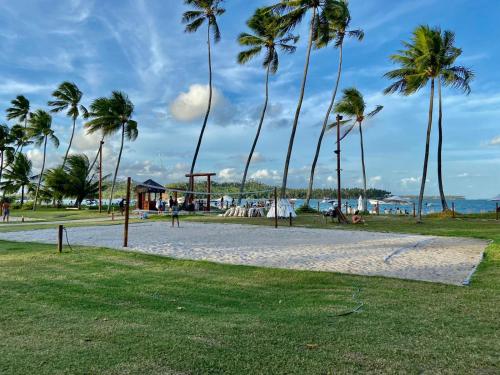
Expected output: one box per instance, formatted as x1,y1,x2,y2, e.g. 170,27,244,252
135,179,166,211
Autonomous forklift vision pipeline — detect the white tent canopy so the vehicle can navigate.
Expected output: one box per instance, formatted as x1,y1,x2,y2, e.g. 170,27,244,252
383,195,412,205
357,195,365,212
267,199,297,218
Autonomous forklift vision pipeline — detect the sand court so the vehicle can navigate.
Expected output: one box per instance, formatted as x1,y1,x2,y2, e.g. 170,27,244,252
0,221,488,286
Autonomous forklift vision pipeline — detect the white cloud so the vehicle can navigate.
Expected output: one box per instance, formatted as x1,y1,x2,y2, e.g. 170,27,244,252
457,173,469,178
0,79,53,94
218,168,239,182
250,169,280,181
169,84,224,122
490,136,500,146
369,175,382,187
401,177,419,186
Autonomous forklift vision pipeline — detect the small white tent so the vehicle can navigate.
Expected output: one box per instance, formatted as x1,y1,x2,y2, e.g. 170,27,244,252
266,199,297,218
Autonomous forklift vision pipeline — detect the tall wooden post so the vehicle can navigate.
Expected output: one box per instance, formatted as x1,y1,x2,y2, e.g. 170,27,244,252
413,202,416,218
496,203,499,221
317,201,320,213
336,114,342,210
98,140,103,213
57,225,63,253
452,202,455,218
274,187,278,229
123,177,131,247
207,175,211,212
289,212,292,227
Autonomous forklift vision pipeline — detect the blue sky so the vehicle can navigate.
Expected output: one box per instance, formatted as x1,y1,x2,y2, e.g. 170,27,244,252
0,0,499,198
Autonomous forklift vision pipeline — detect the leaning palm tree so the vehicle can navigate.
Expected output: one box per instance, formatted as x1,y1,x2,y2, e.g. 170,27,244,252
237,7,298,204
9,124,31,157
268,0,338,197
182,0,226,177
305,0,363,206
384,25,443,221
1,153,34,207
334,88,382,211
85,92,138,213
27,110,60,210
0,124,15,191
48,82,88,167
435,31,473,211
6,96,31,144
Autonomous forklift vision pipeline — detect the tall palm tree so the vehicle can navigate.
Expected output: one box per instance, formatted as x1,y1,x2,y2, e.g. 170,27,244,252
48,82,88,167
384,25,443,221
268,0,338,197
305,0,363,206
85,92,138,213
182,0,226,177
9,124,31,157
334,88,382,211
27,110,60,210
0,124,15,192
1,153,34,207
435,31,473,211
237,8,298,204
6,96,31,152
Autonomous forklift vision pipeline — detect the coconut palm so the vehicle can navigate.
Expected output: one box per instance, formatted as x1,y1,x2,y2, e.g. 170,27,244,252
45,154,102,209
9,124,31,157
0,124,15,191
182,0,226,177
6,96,31,150
435,31,473,211
0,153,34,206
267,0,339,197
237,8,298,204
27,110,60,210
334,88,382,211
304,0,363,206
48,82,88,167
384,25,443,221
85,92,138,213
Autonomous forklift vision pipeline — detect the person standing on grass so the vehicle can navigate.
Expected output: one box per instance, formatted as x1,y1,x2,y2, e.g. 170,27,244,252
172,199,180,228
119,198,125,216
169,195,174,210
2,199,10,222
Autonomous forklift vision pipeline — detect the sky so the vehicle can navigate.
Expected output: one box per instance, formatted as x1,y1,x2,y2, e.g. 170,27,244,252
0,0,499,199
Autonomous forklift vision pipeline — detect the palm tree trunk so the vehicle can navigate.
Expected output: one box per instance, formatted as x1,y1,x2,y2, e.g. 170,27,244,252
21,185,24,207
33,136,48,211
62,117,77,168
417,79,435,221
189,22,213,179
437,79,448,211
107,124,125,214
238,65,271,205
305,40,344,206
359,121,368,212
280,7,317,198
88,134,105,175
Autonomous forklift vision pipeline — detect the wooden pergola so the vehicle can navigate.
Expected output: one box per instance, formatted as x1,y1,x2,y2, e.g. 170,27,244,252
135,179,166,211
186,172,216,212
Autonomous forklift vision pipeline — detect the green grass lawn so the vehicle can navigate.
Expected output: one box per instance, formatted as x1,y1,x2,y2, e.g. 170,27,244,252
7,207,108,222
0,215,499,374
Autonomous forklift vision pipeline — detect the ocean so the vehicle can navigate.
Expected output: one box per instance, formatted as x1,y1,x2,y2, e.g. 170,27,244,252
298,198,499,215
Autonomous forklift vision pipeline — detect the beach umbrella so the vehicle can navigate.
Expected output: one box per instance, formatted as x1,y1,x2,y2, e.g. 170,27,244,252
383,195,411,205
357,195,365,212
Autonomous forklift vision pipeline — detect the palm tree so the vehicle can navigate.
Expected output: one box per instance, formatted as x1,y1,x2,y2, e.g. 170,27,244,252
384,25,443,221
305,0,363,206
268,0,339,197
45,154,102,209
48,82,88,167
85,92,138,213
1,153,34,206
6,96,31,152
334,88,382,211
237,7,298,204
9,124,31,157
0,124,15,192
27,110,60,210
435,31,473,211
182,0,226,177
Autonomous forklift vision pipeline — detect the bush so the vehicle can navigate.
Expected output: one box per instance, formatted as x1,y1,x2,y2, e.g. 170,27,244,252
296,205,320,214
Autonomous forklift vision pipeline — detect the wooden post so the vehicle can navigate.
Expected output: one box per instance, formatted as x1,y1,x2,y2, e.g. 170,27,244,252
345,202,348,215
207,175,211,212
274,187,278,229
452,202,455,218
98,140,103,213
123,177,131,248
376,203,379,216
496,203,499,221
289,212,292,227
413,202,416,218
317,201,320,213
57,225,63,253
336,114,342,210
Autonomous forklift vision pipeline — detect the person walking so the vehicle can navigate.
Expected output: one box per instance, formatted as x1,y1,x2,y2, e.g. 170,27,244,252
2,199,11,223
119,198,126,216
171,199,180,228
